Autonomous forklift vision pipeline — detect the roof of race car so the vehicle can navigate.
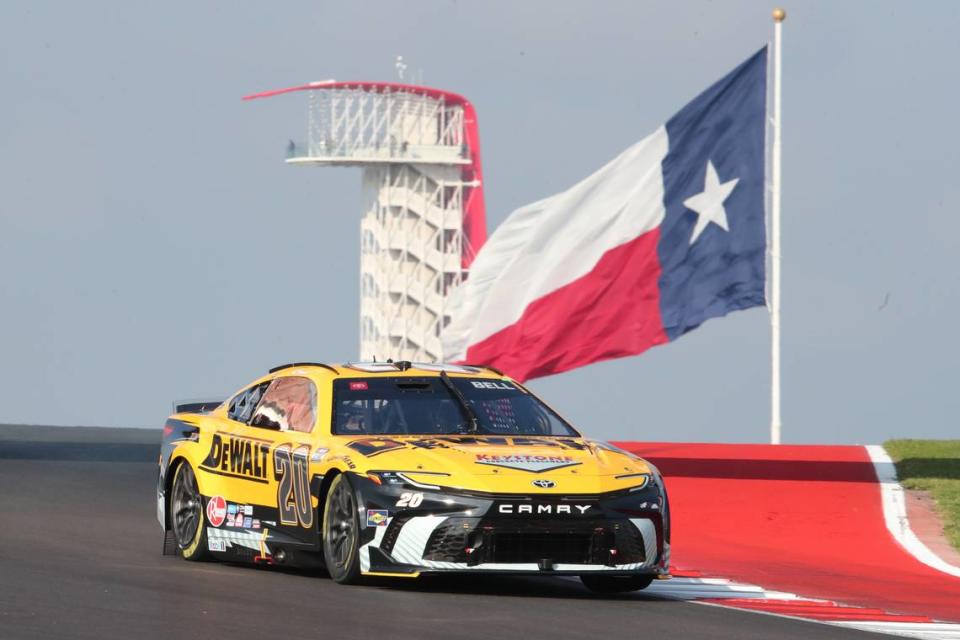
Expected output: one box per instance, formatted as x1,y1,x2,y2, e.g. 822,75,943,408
268,361,506,380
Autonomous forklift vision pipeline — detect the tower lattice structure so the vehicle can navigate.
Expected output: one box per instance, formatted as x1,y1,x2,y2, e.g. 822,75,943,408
245,81,487,362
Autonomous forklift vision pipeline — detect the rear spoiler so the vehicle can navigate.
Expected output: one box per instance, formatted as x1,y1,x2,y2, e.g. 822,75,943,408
172,399,224,414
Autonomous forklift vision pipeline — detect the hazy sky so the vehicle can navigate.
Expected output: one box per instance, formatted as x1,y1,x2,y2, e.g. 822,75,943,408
2,1,958,444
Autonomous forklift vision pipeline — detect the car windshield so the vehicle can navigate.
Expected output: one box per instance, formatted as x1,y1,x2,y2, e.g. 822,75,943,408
332,377,579,437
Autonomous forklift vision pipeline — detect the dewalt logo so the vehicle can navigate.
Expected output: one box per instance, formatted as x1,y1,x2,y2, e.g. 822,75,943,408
200,433,271,483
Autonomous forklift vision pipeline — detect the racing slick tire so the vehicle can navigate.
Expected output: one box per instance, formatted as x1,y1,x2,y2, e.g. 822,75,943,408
170,461,211,562
580,574,655,594
322,474,363,584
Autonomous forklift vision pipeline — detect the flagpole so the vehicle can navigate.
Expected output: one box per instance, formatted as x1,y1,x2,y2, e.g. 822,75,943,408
770,7,785,444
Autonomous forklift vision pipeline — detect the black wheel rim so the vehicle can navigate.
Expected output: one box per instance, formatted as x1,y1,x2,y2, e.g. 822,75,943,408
171,464,202,549
325,480,356,569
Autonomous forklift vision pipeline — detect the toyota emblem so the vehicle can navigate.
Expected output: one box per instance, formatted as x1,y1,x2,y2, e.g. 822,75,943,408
532,479,556,489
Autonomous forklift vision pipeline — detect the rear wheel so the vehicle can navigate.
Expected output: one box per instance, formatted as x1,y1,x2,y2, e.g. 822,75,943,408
580,574,655,594
322,474,362,584
170,461,210,561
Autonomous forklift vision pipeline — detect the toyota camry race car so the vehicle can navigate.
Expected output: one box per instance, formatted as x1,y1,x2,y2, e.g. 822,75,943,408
157,362,671,593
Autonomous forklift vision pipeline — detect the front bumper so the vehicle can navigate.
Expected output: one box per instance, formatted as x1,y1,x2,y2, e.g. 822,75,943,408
351,474,671,576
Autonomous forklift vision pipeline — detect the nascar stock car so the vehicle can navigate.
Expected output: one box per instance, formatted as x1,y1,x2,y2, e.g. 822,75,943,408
157,361,671,593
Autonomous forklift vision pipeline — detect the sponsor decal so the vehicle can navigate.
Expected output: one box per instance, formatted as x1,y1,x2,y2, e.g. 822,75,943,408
200,433,271,483
469,380,514,390
227,504,238,515
498,503,592,515
252,519,261,530
226,513,236,527
366,509,389,527
206,495,227,527
208,538,226,552
329,454,358,470
243,505,253,516
243,516,252,528
532,479,556,488
475,454,581,473
349,381,369,391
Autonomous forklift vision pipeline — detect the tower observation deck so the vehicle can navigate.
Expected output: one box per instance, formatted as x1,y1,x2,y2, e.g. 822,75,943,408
244,81,487,362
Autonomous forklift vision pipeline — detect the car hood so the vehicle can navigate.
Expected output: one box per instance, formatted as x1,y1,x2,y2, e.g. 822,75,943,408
338,435,655,495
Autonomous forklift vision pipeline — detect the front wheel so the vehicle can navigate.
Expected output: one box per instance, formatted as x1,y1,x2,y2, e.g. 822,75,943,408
170,461,210,561
580,574,655,594
322,474,362,584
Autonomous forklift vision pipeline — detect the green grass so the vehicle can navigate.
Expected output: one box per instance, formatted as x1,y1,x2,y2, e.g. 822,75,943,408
884,439,960,552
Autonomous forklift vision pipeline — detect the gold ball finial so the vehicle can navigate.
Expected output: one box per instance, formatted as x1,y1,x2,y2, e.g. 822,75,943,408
772,8,786,22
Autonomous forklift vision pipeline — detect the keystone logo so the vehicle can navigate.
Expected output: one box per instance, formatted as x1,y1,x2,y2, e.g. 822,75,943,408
532,479,556,488
475,454,581,473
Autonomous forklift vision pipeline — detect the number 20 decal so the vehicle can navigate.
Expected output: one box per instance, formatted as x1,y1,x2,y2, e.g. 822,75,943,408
396,492,423,508
274,444,314,528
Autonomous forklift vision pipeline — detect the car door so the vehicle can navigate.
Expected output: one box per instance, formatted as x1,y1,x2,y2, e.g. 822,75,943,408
194,381,275,530
235,375,319,546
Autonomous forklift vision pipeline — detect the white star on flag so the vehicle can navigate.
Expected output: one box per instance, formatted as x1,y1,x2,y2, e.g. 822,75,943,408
683,160,740,245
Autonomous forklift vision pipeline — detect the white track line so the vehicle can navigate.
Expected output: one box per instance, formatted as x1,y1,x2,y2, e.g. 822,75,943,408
865,445,960,578
832,622,960,640
643,576,799,600
645,576,960,640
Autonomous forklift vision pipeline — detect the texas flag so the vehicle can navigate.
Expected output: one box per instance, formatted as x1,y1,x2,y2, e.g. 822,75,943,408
444,48,768,382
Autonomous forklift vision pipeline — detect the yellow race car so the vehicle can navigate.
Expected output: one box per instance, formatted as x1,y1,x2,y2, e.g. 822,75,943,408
157,362,670,593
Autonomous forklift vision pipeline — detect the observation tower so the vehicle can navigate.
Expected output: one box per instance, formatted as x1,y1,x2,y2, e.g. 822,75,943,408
244,81,487,362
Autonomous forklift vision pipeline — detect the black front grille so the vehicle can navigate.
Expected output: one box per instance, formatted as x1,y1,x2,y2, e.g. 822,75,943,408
419,517,648,565
490,532,591,564
612,521,646,564
423,517,472,562
380,515,414,554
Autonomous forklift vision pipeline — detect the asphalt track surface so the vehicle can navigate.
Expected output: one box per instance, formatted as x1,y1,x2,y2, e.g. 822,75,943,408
0,426,886,640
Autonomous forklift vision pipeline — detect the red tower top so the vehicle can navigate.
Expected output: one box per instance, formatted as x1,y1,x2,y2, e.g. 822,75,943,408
244,81,487,267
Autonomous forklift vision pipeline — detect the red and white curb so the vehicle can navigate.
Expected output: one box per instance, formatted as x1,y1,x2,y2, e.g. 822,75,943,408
866,445,960,580
635,446,960,640
645,570,960,639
